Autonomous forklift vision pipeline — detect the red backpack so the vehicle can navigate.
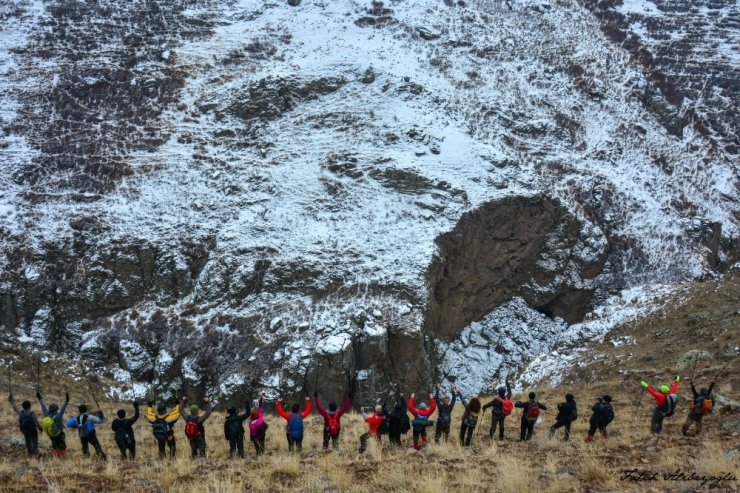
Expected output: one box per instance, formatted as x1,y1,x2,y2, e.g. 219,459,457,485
498,397,514,416
328,414,340,437
525,403,540,423
184,419,201,440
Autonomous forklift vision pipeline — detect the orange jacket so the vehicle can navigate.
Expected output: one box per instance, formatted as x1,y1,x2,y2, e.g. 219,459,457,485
277,400,312,421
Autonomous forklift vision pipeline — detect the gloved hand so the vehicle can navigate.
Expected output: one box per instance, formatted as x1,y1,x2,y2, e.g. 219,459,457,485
675,375,680,382
640,381,649,388
304,396,310,401
36,390,42,400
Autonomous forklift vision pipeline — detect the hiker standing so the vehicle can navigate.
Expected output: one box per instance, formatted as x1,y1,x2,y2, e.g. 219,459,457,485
224,397,253,459
359,404,385,453
314,381,354,451
515,392,547,441
586,395,614,442
66,404,107,460
146,400,181,459
248,393,268,456
434,384,457,443
277,396,311,452
482,380,513,441
457,391,482,447
641,375,680,435
181,396,212,458
549,393,577,441
683,380,714,436
39,391,70,457
9,393,42,456
386,394,410,447
111,401,139,460
408,392,437,450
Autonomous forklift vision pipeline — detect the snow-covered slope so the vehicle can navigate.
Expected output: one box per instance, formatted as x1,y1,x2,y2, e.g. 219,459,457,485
0,0,737,399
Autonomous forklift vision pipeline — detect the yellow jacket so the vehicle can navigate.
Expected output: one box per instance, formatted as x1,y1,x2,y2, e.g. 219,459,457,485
146,404,181,425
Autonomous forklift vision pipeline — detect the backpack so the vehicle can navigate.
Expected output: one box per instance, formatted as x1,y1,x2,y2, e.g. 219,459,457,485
701,397,713,415
569,405,578,423
114,423,133,447
77,415,94,438
184,418,202,440
661,394,677,417
288,414,303,440
225,416,243,440
412,415,428,430
464,410,479,428
498,397,514,416
525,403,540,423
327,414,340,437
42,416,61,438
604,403,614,424
19,413,36,434
152,417,170,438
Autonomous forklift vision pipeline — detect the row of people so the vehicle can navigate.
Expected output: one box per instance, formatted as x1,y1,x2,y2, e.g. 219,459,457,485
7,374,715,459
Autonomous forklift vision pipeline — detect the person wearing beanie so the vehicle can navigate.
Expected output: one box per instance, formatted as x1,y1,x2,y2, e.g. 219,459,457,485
359,404,385,453
641,375,680,434
248,392,267,456
145,400,181,459
434,384,457,443
514,391,547,441
586,395,614,442
9,393,42,456
407,392,437,450
277,395,311,452
314,378,355,451
111,401,139,459
225,394,257,459
66,404,106,460
38,390,69,457
683,379,715,436
482,379,513,441
549,393,577,441
180,396,213,458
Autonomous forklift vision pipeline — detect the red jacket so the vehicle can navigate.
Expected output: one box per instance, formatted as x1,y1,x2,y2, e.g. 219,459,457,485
277,400,312,421
365,413,384,437
408,395,437,418
646,381,679,407
314,396,352,432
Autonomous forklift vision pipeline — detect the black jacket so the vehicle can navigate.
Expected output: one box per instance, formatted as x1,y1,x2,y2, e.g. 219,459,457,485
555,400,577,423
515,400,547,421
224,408,250,440
111,403,140,440
386,398,409,436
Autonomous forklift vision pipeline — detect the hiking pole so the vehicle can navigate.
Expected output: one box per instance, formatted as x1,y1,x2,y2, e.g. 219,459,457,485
636,386,645,417
36,355,41,394
714,357,737,380
690,354,699,382
86,376,101,410
6,363,12,397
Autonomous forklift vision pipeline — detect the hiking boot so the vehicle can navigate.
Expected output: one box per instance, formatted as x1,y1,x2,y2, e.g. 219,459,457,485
585,435,593,442
602,432,608,439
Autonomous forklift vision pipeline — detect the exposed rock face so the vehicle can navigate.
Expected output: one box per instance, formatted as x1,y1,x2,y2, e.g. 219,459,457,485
426,195,608,338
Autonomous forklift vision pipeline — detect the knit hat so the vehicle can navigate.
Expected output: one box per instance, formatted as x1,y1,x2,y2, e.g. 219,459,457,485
660,385,670,393
48,403,59,414
117,409,126,419
157,403,167,414
227,406,237,415
189,405,199,415
419,402,427,410
497,387,506,396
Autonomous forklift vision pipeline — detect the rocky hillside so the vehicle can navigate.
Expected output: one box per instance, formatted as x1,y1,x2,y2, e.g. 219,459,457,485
0,0,737,402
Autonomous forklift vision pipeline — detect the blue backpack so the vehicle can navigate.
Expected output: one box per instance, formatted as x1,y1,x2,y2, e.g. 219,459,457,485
288,414,304,440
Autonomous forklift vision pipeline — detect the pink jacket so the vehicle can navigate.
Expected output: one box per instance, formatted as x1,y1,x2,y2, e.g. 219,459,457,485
248,398,265,439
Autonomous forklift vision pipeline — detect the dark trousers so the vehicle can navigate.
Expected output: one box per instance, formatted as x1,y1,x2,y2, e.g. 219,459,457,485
388,433,402,447
81,433,107,460
520,419,535,441
115,438,136,460
50,432,67,456
358,432,380,452
459,423,475,446
412,428,429,449
252,437,265,456
323,429,339,450
23,430,39,456
588,415,608,436
155,435,176,459
549,420,571,440
229,436,245,458
489,415,506,440
286,433,303,452
435,421,450,443
189,435,207,458
683,411,703,435
650,408,665,434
